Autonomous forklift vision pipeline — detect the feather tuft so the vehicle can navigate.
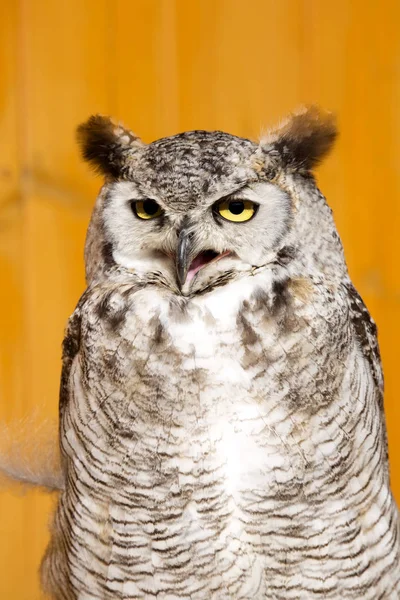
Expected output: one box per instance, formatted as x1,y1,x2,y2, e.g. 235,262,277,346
261,105,337,172
0,413,63,493
76,114,144,178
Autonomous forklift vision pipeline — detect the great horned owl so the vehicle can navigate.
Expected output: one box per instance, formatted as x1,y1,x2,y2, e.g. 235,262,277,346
40,108,400,599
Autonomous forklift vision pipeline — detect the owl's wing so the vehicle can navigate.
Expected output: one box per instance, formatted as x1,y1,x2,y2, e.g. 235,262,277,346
59,298,84,418
345,282,383,399
344,281,390,473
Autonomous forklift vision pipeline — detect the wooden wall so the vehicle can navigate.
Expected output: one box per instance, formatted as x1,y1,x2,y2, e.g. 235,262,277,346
0,1,399,597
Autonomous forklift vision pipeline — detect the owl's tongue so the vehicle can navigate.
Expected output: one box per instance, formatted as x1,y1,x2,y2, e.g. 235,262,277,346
186,250,229,283
187,251,216,282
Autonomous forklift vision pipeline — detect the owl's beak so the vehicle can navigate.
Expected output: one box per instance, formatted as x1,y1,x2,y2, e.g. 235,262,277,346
176,224,193,287
176,224,226,288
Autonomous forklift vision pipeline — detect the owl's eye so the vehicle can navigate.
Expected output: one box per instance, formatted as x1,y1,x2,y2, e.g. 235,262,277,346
132,199,162,220
215,199,258,223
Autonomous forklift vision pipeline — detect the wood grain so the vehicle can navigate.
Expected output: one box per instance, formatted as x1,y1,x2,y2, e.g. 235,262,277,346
0,0,399,596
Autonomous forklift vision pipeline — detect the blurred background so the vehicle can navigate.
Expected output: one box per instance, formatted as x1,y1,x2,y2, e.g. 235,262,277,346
0,0,399,597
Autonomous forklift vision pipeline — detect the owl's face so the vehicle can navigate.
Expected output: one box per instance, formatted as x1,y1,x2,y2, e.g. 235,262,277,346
101,133,292,295
79,109,336,293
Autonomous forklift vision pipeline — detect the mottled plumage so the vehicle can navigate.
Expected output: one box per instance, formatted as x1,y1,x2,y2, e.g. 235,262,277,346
41,107,400,599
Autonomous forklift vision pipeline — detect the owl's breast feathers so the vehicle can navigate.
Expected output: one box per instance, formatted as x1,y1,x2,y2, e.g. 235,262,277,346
47,269,400,598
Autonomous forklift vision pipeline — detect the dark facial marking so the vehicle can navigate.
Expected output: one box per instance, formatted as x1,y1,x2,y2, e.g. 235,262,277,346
102,242,116,270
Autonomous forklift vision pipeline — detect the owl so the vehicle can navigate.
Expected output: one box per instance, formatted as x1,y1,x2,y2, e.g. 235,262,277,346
38,107,400,599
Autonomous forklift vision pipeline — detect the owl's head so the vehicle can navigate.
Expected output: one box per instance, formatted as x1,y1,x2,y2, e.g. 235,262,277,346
78,107,337,295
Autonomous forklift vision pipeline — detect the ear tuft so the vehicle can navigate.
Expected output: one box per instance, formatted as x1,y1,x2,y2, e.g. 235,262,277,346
76,115,143,178
262,106,337,172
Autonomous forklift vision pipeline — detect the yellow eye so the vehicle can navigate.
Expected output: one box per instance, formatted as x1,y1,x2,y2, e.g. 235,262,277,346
216,199,258,222
132,199,162,220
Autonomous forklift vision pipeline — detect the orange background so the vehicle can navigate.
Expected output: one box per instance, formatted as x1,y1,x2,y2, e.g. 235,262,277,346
1,1,399,597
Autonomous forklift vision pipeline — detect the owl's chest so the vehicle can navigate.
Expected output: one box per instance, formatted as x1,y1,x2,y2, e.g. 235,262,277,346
74,277,349,498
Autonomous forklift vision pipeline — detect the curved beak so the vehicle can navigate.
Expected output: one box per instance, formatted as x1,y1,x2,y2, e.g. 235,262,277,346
176,222,194,287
